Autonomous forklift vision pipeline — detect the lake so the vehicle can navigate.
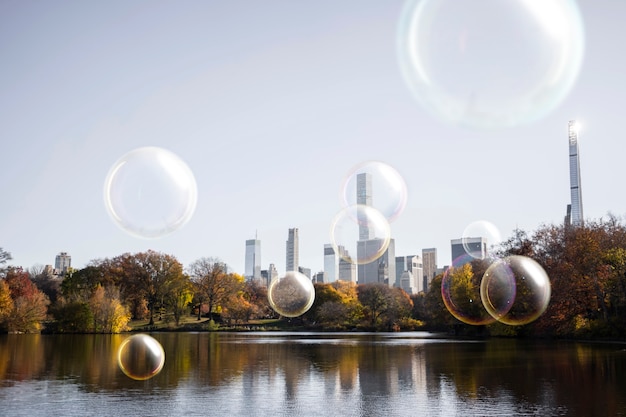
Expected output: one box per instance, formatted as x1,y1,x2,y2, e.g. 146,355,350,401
0,332,625,416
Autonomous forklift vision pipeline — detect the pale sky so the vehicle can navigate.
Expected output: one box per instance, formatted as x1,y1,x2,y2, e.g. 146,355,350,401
1,0,623,277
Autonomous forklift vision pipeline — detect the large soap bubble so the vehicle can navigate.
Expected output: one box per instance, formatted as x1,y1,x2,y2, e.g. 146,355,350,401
481,255,551,325
330,204,391,265
104,147,198,238
340,161,408,223
117,334,166,381
397,0,585,129
268,271,316,317
441,254,500,325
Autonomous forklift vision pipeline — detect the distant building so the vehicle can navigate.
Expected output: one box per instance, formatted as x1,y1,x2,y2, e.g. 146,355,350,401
358,238,396,286
54,252,71,276
268,263,279,286
567,120,584,226
422,248,437,292
324,244,338,283
338,251,357,283
451,237,487,264
298,266,311,279
313,271,325,283
395,255,417,288
357,172,374,240
286,228,299,272
245,238,261,280
412,255,424,293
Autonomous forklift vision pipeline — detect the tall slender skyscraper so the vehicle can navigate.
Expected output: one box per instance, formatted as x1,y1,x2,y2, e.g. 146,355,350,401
568,120,584,226
286,228,299,272
54,252,71,275
356,172,374,240
245,237,261,280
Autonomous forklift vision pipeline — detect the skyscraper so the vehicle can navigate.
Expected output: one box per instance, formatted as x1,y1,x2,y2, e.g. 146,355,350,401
245,237,261,280
567,120,584,226
422,248,437,292
324,243,338,283
286,228,299,272
54,252,71,275
356,172,374,240
451,237,487,264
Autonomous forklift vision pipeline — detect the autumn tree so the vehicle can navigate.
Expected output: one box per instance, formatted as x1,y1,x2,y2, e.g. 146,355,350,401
357,283,412,330
126,250,187,325
89,285,131,333
3,268,49,333
188,258,241,321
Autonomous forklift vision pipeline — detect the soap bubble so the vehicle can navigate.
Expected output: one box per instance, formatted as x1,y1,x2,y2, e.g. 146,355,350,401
397,0,585,129
117,334,165,380
441,254,499,325
462,220,502,259
268,271,316,317
341,161,407,223
330,204,391,265
481,255,551,325
104,147,197,238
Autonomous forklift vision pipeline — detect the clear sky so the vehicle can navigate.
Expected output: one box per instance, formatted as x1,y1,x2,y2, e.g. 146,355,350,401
1,0,623,276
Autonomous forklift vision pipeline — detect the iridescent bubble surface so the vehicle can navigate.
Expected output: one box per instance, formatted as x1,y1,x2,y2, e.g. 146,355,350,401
104,147,198,239
481,255,551,325
441,254,499,325
462,220,502,259
268,271,316,317
397,0,585,129
330,204,391,265
341,161,407,223
117,334,165,381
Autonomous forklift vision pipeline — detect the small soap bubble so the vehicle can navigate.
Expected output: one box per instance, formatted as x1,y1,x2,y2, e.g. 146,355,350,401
330,204,391,265
341,161,407,223
462,220,502,259
268,271,316,317
481,255,551,325
397,0,585,129
104,147,197,239
441,254,499,325
117,334,165,381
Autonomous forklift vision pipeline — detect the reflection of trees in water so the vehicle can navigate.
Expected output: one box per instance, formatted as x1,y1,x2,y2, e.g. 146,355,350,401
1,334,626,414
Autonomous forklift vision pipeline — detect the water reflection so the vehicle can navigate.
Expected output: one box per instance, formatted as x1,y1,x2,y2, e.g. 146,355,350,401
0,333,625,416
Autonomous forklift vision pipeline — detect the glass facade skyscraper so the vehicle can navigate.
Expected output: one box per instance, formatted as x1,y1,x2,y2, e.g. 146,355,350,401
568,120,584,226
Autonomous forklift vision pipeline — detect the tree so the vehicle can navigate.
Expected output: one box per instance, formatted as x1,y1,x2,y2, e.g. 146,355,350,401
88,285,131,333
126,251,187,325
4,267,49,333
358,283,391,328
188,258,241,321
0,280,14,329
0,248,11,278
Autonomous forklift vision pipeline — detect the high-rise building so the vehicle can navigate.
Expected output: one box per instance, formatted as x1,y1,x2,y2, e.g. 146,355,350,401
567,120,584,226
245,238,261,280
268,263,279,284
324,244,338,283
395,255,417,287
338,248,357,283
54,252,71,275
298,266,311,279
412,255,424,293
357,172,374,240
422,248,437,292
451,237,487,264
286,228,299,272
358,238,396,285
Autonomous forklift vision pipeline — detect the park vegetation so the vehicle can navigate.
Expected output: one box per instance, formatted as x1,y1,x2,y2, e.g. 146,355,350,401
1,215,626,339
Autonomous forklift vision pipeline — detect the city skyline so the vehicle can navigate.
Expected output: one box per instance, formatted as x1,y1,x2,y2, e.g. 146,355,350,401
1,1,622,276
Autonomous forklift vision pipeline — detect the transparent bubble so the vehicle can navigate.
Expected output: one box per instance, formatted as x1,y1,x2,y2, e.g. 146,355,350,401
462,220,502,259
330,204,391,265
117,334,165,380
397,0,585,129
441,254,499,325
268,271,316,317
341,161,408,223
104,147,198,238
481,255,551,325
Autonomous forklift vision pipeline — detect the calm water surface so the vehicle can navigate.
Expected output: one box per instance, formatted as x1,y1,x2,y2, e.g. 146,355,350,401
1,332,625,416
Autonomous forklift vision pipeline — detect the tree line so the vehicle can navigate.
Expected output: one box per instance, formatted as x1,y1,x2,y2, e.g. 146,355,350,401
2,215,626,338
